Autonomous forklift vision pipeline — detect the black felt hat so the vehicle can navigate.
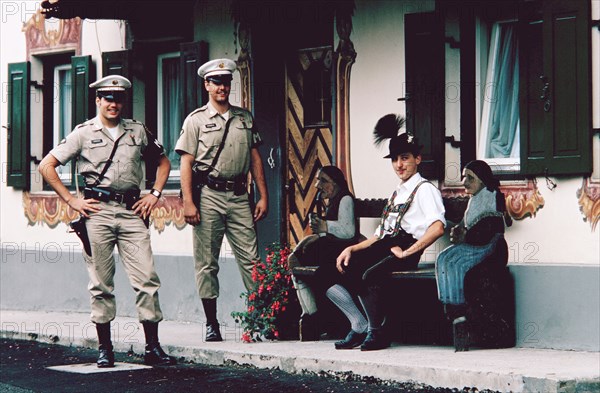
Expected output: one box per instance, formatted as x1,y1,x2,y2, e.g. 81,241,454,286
373,114,422,158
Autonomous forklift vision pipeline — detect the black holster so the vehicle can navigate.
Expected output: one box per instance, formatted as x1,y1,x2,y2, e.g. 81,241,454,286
69,216,92,257
180,165,209,209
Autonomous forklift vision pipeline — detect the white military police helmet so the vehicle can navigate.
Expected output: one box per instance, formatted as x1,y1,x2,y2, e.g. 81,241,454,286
197,59,237,80
89,75,132,91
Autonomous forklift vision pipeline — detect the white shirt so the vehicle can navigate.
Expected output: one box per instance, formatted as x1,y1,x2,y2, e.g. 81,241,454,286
375,172,446,240
106,126,119,139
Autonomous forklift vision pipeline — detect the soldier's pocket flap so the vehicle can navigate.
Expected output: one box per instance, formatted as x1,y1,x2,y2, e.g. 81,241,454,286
124,136,142,146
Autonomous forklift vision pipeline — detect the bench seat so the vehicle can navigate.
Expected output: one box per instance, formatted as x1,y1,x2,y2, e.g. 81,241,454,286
292,262,436,280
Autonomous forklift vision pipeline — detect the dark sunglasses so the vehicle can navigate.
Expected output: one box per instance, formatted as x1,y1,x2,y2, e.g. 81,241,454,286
98,91,126,102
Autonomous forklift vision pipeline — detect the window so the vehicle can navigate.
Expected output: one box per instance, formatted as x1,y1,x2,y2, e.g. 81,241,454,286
7,55,93,191
301,47,332,127
477,20,520,173
461,0,591,177
53,64,73,184
157,52,182,174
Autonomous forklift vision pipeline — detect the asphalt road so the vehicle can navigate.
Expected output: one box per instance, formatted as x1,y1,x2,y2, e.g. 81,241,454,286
0,338,477,393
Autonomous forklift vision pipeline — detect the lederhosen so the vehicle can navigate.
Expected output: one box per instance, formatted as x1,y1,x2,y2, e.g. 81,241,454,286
333,181,429,294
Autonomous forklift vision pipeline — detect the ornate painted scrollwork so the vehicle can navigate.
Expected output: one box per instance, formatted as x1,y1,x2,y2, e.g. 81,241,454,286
23,192,79,228
442,180,545,221
576,178,600,231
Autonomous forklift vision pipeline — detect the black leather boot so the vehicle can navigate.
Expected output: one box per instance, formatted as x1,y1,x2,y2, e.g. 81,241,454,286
334,330,367,349
96,322,114,368
360,329,390,351
142,322,176,366
202,299,223,342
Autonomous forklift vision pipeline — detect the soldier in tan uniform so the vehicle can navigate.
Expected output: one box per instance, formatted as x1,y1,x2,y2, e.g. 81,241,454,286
38,75,175,367
176,59,268,342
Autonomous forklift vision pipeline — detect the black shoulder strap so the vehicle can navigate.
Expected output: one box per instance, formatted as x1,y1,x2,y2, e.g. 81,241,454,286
91,132,127,187
206,117,232,173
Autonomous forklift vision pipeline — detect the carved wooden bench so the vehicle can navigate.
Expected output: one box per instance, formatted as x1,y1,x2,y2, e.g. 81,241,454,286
291,196,515,350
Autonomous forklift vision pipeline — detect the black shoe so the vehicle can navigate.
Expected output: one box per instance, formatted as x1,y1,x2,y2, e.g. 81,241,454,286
205,322,223,342
453,316,470,352
299,314,320,342
334,330,367,350
144,343,176,366
97,347,115,368
360,329,390,351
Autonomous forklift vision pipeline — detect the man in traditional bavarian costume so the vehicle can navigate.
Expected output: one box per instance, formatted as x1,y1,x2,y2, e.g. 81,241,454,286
175,59,268,342
327,114,446,351
39,75,175,367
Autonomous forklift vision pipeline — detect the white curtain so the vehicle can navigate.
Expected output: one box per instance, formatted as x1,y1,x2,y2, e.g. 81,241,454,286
479,22,520,160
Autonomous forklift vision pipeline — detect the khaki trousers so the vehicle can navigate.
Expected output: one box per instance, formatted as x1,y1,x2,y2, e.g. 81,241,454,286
193,187,259,299
84,201,163,324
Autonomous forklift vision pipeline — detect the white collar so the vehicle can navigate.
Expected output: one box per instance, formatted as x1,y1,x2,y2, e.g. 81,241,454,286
397,172,424,192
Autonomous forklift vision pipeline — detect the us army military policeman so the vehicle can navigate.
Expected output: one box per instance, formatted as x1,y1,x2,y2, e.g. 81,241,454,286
39,75,175,367
175,59,268,342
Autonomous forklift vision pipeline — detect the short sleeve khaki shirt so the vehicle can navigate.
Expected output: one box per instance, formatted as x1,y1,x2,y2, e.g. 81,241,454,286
50,116,159,191
175,104,262,180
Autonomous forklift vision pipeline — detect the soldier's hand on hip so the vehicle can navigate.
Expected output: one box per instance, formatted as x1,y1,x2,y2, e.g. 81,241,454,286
67,197,100,218
133,194,159,220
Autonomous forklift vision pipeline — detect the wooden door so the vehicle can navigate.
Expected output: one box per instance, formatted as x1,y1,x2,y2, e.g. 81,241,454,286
285,47,334,246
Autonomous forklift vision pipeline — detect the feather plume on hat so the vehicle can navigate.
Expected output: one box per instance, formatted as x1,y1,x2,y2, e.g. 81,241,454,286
373,114,420,158
373,114,406,146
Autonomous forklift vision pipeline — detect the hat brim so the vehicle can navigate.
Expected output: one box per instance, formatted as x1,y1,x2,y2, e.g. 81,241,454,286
96,87,127,91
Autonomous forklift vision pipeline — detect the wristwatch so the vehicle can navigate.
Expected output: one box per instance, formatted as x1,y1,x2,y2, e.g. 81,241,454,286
150,188,162,198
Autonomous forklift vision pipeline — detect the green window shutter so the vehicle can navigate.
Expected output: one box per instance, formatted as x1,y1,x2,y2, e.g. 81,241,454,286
179,41,208,118
404,12,445,180
71,55,95,127
520,0,591,176
7,62,31,189
102,50,132,118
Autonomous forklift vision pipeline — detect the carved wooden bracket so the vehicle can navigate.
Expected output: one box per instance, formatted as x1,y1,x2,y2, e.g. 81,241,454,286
576,178,600,231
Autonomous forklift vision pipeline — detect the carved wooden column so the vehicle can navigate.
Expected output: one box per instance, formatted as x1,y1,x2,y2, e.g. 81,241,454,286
333,5,357,193
236,21,252,111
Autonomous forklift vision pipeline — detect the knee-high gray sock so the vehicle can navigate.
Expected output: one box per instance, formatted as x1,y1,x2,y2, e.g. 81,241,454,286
326,284,367,333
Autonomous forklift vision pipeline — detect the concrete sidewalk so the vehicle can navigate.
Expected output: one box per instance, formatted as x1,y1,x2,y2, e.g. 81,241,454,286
1,310,598,393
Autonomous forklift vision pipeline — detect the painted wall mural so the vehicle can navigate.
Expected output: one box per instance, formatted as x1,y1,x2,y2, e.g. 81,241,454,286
23,8,81,58
577,178,600,231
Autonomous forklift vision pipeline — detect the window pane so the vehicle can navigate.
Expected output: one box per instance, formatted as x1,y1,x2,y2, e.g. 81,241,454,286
159,55,181,171
478,22,520,170
55,66,72,183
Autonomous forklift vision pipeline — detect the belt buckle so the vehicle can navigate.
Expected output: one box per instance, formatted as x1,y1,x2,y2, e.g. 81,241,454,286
114,192,125,204
225,181,235,191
